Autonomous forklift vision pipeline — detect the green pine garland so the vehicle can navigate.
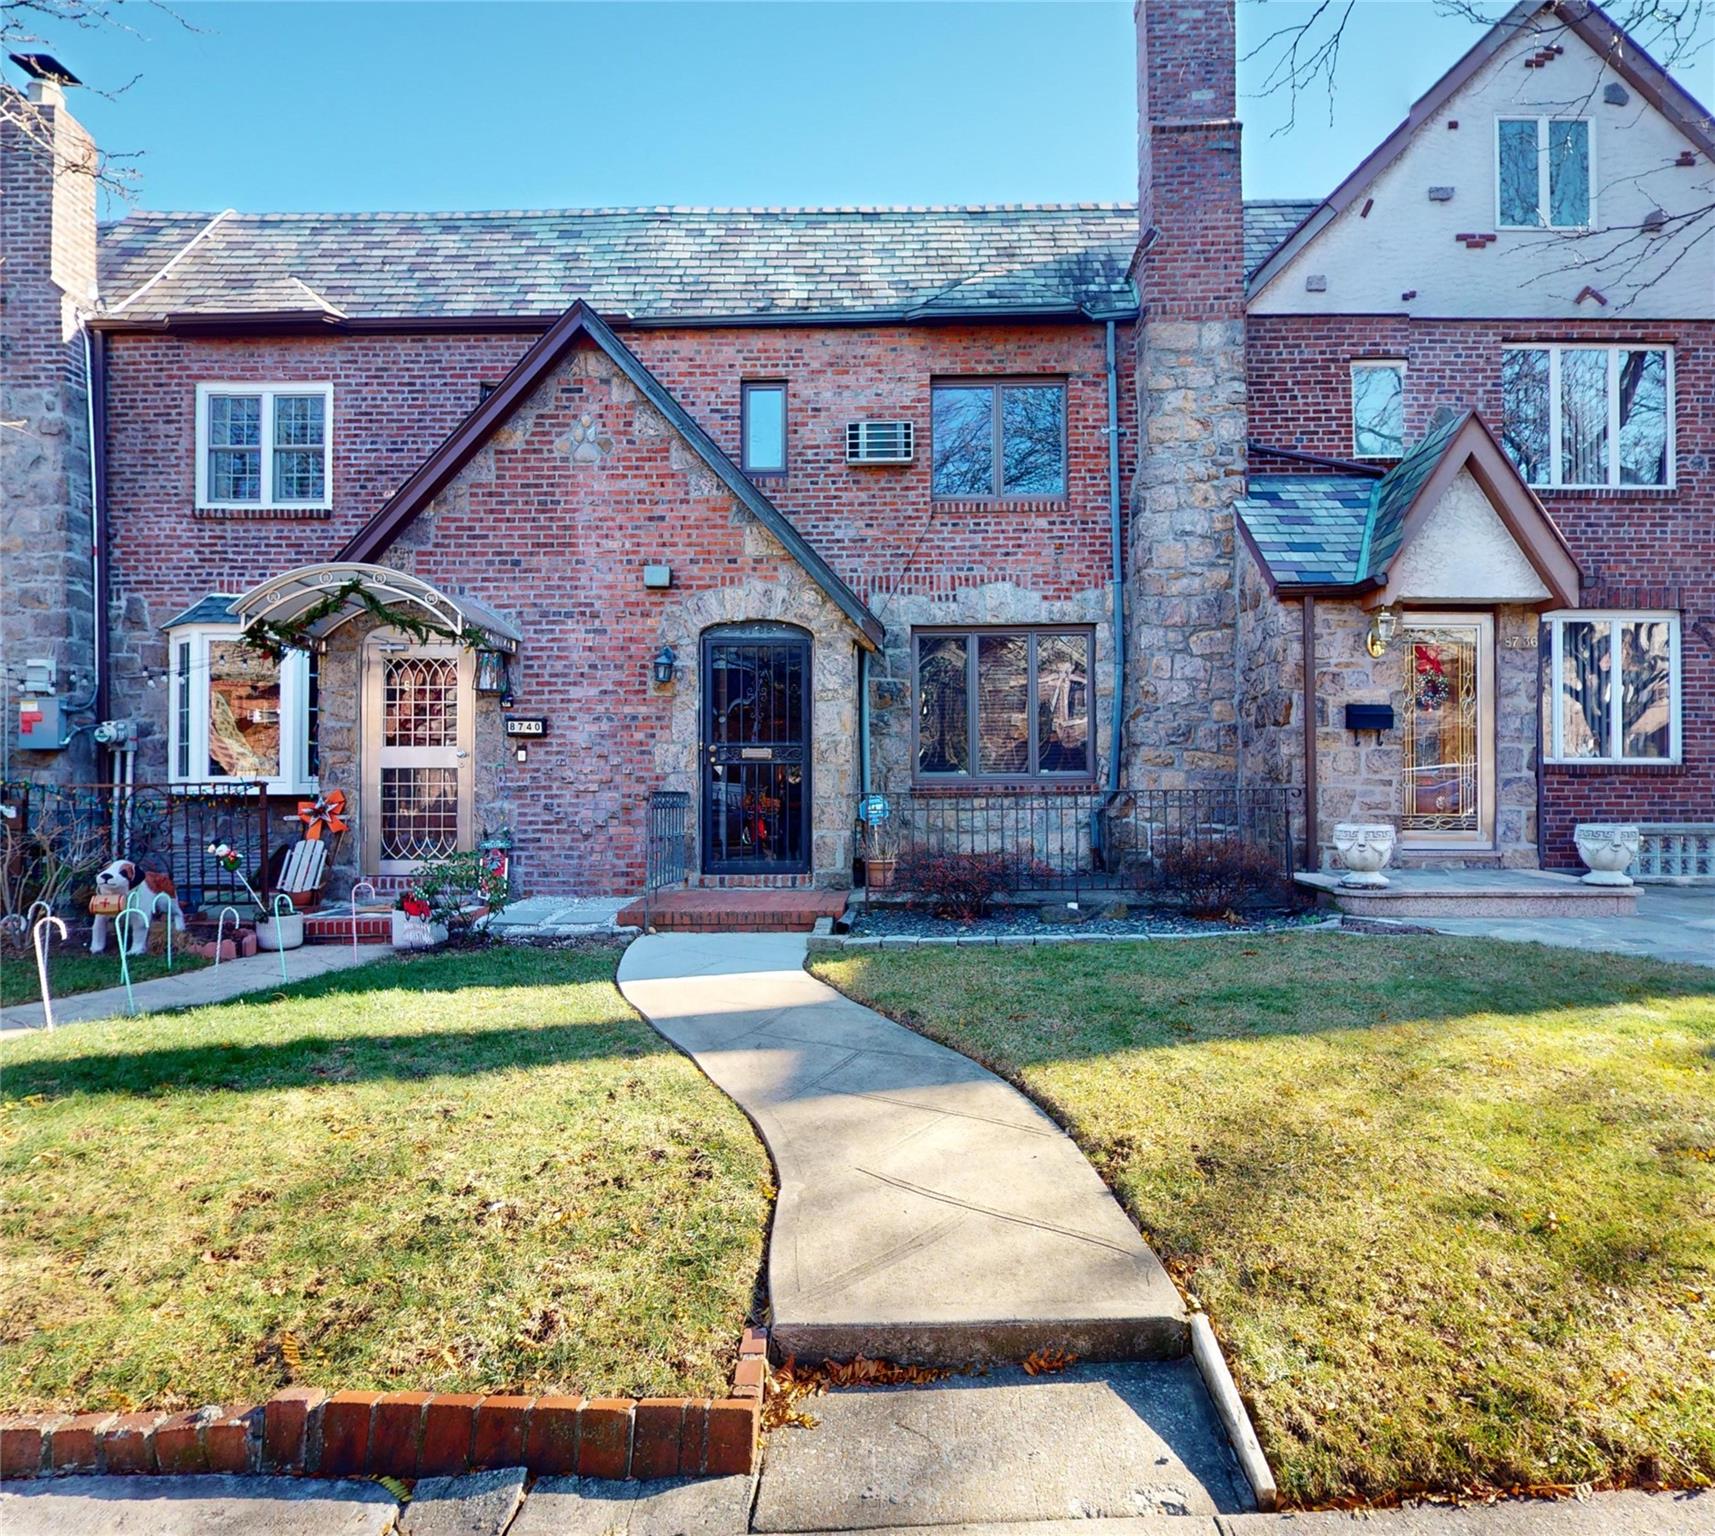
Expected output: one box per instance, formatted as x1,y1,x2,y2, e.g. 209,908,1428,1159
237,579,492,660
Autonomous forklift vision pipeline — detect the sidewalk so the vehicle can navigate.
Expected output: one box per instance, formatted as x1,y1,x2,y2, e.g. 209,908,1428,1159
0,944,390,1036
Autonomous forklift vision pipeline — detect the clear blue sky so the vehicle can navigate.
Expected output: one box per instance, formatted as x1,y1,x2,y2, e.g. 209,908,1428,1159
12,1,1711,219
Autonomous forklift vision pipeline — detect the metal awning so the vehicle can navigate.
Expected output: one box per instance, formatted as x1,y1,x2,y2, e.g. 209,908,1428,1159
230,562,521,653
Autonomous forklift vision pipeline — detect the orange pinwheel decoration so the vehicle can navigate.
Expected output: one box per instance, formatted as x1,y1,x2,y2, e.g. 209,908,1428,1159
297,789,349,841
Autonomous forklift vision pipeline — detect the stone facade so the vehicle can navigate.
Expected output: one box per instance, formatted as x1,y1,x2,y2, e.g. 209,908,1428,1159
0,82,99,780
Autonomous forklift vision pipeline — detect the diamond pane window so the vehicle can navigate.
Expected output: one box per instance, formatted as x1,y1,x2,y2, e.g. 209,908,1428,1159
380,767,460,861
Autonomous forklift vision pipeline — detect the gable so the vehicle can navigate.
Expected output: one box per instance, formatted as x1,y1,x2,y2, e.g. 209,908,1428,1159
1249,2,1713,319
1385,467,1551,602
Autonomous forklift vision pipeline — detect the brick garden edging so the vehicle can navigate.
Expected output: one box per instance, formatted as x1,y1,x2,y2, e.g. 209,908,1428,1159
0,1328,768,1483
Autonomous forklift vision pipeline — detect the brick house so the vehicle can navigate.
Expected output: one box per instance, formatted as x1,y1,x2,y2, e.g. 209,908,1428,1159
3,0,1709,901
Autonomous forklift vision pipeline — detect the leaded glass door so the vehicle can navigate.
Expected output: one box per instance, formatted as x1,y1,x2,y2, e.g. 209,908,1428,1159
362,641,473,875
1399,614,1495,846
702,626,811,875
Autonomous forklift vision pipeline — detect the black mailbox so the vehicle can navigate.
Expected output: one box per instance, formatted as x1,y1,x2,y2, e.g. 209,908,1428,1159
1345,702,1396,736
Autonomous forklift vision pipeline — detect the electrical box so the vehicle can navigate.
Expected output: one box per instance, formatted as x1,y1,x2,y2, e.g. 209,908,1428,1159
17,694,70,750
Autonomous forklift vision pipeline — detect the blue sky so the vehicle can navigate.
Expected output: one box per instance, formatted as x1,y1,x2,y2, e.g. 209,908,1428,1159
13,2,1711,219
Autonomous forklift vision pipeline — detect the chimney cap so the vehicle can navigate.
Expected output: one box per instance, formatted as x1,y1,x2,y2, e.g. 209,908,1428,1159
8,52,81,87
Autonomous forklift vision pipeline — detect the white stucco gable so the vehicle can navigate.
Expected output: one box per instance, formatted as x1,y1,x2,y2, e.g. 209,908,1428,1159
1249,8,1714,320
1387,466,1552,603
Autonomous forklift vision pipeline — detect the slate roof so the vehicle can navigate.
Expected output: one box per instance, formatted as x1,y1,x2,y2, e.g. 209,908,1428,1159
1242,199,1318,277
1363,409,1470,578
1237,476,1379,588
95,202,1319,324
160,594,240,629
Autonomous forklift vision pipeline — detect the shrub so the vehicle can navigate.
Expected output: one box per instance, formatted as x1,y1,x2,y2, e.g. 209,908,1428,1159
403,848,512,932
1149,836,1281,918
895,850,1026,921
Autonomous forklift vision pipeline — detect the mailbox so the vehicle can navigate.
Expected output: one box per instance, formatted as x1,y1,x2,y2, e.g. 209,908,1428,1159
1345,702,1395,738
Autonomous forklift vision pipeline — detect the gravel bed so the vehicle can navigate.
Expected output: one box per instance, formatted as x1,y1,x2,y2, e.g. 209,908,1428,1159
846,903,1327,940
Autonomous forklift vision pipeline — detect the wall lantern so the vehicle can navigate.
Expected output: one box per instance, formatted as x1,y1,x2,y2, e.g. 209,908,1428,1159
651,646,677,687
1365,606,1398,659
475,649,511,696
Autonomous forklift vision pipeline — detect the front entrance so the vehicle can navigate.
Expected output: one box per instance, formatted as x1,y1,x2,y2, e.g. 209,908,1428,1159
702,625,811,875
1399,612,1495,847
362,638,475,876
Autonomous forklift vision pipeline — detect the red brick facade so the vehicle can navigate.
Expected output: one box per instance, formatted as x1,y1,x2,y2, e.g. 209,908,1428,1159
1248,314,1713,867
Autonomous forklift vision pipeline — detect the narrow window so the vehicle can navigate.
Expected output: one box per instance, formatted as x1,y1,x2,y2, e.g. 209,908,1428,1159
207,394,263,503
931,381,1066,499
741,382,787,474
914,628,1092,781
1549,612,1681,763
1497,118,1541,226
1351,362,1406,457
1497,118,1591,228
1547,119,1591,227
1500,346,1672,488
175,641,192,779
272,393,327,503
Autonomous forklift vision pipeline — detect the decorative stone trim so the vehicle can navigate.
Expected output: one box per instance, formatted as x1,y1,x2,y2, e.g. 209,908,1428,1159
805,919,1342,954
191,506,332,521
0,1330,771,1483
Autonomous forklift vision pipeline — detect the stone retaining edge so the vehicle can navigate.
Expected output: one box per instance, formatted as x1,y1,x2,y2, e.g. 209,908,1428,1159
0,1328,769,1484
806,917,1343,953
1189,1312,1278,1513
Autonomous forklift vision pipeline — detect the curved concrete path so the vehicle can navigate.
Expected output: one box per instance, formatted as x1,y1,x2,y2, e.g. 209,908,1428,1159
617,932,1186,1364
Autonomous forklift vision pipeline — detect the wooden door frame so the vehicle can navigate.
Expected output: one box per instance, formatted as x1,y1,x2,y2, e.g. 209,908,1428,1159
1398,610,1496,849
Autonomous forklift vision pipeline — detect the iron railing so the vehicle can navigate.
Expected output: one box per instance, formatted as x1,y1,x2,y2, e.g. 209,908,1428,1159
856,785,1305,901
642,790,691,923
1,780,272,924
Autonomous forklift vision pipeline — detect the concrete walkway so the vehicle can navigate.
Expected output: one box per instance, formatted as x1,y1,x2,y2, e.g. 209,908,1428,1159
616,932,1186,1365
1401,883,1714,969
0,944,391,1036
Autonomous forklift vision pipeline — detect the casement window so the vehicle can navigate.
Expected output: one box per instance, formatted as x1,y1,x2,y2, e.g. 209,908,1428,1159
1546,611,1681,764
931,380,1066,499
195,383,333,510
1351,361,1406,457
1500,345,1672,488
168,621,317,793
1497,116,1592,228
741,381,787,474
914,628,1093,782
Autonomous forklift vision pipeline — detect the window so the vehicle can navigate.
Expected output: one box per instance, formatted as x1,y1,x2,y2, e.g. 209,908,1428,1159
741,382,787,474
196,384,333,509
1351,362,1406,457
931,381,1066,499
1500,345,1672,488
914,628,1093,781
1547,612,1681,764
167,621,317,792
1497,117,1592,228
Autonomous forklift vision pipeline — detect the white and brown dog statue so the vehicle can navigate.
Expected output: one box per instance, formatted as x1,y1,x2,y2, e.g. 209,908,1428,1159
89,860,187,955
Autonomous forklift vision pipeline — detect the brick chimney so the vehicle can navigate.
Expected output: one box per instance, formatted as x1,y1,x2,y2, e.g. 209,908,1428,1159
1125,0,1245,792
1,57,102,777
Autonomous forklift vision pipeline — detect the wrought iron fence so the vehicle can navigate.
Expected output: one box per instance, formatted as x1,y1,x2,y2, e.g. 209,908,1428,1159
1,780,272,925
856,785,1304,901
643,790,691,921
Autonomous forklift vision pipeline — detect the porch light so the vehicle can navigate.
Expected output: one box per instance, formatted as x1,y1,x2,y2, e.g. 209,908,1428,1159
652,646,677,687
1366,606,1398,659
475,649,510,695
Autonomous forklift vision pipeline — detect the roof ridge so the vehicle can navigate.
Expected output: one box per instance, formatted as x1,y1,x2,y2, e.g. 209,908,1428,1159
105,202,1142,223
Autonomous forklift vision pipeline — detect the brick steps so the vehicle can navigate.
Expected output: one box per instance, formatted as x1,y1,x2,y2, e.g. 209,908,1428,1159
617,890,847,932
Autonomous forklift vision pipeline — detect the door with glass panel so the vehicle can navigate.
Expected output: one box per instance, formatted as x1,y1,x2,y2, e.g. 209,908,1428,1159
362,641,473,876
702,626,810,875
1399,614,1495,847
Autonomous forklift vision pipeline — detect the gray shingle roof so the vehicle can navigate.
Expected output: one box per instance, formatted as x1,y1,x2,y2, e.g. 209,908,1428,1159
160,594,240,629
1242,199,1319,277
1237,475,1377,587
96,202,1317,324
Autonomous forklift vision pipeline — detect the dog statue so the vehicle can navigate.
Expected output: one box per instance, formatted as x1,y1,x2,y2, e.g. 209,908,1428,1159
89,860,186,955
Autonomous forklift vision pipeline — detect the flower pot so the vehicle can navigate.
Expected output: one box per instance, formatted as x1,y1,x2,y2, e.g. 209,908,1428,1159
390,911,448,950
256,913,305,951
866,855,897,891
1332,823,1396,888
1574,823,1639,886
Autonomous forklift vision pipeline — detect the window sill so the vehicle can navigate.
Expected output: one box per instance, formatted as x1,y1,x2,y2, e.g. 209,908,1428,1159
930,497,1070,514
194,505,333,521
1545,760,1686,776
1536,485,1676,497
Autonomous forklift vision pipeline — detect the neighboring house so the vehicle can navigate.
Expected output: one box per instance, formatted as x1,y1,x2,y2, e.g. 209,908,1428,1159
2,0,1709,899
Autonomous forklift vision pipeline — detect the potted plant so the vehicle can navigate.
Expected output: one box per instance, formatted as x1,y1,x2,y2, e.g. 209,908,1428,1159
390,891,447,950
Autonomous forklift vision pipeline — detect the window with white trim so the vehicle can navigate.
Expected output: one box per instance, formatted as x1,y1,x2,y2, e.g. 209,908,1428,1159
1351,361,1406,457
195,384,333,509
1500,345,1672,488
1497,116,1591,228
168,622,317,792
1546,611,1680,764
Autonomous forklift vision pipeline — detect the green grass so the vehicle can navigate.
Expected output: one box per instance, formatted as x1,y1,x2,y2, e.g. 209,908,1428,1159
813,934,1715,1506
0,944,770,1411
3,946,210,1008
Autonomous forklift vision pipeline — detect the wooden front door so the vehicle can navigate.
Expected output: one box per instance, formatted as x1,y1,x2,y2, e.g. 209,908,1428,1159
702,628,811,875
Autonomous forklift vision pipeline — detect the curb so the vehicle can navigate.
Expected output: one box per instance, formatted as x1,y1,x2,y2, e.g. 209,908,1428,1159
0,1329,771,1485
807,917,1343,953
1189,1313,1277,1513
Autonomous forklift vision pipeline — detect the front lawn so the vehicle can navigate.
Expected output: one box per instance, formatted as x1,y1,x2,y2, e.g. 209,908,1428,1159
814,934,1715,1505
0,945,770,1411
3,946,210,1008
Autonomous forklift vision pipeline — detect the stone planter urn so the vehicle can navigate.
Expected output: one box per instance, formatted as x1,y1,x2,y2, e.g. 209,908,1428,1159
1574,823,1640,886
1333,823,1397,888
390,910,449,949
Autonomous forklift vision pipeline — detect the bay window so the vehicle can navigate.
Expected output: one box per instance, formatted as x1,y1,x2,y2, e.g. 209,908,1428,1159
196,383,333,510
1500,346,1672,488
914,628,1093,781
1547,612,1680,764
931,380,1066,499
168,618,317,792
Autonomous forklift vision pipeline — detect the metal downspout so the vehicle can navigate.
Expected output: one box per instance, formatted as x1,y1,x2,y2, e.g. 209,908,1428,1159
858,645,870,796
1302,595,1319,869
1097,319,1127,864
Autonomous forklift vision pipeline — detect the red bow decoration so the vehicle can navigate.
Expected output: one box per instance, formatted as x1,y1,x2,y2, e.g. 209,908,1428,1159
297,789,349,841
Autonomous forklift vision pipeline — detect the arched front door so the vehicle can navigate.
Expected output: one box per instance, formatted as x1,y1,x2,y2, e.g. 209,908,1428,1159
701,625,811,875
